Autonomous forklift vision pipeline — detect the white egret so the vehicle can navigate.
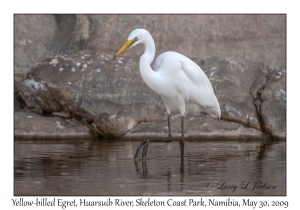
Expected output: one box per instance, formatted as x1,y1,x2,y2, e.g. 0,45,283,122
114,29,221,160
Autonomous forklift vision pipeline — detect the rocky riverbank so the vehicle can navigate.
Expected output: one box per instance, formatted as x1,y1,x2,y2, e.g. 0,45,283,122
14,54,285,140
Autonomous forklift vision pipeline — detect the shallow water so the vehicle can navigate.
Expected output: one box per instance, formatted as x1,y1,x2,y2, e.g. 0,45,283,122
14,139,286,196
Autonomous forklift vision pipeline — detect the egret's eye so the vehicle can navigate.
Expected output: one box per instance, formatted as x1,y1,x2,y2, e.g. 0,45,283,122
134,37,139,41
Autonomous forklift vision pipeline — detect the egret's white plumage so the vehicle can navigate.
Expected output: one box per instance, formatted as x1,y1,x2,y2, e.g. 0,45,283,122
114,29,221,159
115,29,220,118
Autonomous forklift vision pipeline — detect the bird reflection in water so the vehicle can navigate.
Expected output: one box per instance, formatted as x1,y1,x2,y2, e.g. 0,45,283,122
134,154,185,185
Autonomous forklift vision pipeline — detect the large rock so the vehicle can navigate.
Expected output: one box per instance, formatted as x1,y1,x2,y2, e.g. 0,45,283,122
15,111,94,140
260,67,286,140
14,14,285,78
18,53,167,138
17,53,279,139
201,57,270,130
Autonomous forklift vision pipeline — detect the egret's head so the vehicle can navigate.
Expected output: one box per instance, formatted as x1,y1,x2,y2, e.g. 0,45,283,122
113,29,149,59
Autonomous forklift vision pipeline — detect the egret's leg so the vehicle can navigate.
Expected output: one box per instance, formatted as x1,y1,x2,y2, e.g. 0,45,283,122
142,139,150,161
134,114,172,160
167,114,172,140
134,139,149,160
180,115,185,158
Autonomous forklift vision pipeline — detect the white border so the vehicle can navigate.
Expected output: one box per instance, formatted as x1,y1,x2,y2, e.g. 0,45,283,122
3,0,298,208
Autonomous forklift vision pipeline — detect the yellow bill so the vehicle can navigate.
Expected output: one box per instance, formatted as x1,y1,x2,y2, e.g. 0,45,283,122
113,39,136,59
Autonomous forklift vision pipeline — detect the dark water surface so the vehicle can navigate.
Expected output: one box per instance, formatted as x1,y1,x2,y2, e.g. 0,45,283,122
14,139,286,196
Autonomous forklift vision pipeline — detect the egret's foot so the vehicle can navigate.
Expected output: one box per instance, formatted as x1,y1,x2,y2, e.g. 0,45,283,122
142,139,150,162
180,136,185,158
134,139,150,160
134,136,172,160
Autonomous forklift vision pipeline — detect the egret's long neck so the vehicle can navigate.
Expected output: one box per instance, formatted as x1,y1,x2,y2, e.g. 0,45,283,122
139,35,157,89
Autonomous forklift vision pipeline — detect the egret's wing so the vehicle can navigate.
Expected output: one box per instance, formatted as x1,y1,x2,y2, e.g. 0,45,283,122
180,59,221,118
156,52,220,118
176,53,217,106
